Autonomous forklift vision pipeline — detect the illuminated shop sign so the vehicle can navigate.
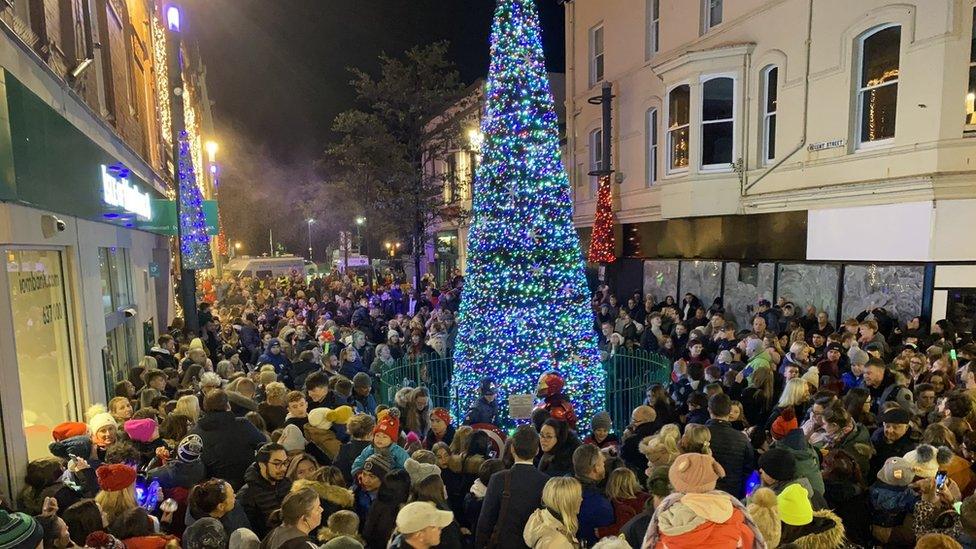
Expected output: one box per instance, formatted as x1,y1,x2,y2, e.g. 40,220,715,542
102,165,151,219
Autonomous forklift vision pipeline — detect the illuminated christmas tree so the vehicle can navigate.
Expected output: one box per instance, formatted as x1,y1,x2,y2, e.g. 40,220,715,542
178,131,213,270
587,176,616,263
452,0,605,430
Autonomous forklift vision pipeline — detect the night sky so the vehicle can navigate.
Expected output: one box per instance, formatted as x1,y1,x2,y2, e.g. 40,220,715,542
180,0,566,255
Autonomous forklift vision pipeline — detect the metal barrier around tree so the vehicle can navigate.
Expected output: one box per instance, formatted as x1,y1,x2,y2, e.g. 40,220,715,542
377,348,672,434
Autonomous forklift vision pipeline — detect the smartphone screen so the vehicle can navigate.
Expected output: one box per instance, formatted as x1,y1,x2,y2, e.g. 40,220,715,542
936,471,948,490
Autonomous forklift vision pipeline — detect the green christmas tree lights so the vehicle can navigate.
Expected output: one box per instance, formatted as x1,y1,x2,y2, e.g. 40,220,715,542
452,0,605,430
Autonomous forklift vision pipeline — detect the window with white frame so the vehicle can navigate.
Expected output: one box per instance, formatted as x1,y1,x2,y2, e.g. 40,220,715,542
589,25,605,87
761,66,778,164
856,25,900,146
703,0,723,31
646,0,660,59
646,108,659,185
589,128,603,197
967,7,976,127
667,85,690,171
701,76,735,168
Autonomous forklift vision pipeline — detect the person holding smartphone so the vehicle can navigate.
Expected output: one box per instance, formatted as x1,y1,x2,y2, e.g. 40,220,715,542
911,469,967,543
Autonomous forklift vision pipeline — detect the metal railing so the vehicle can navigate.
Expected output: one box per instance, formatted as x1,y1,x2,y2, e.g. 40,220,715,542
377,348,671,434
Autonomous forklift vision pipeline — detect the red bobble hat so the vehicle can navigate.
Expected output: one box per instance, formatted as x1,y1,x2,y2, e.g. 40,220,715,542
373,415,400,442
430,407,451,426
95,464,137,492
771,407,798,441
52,422,88,442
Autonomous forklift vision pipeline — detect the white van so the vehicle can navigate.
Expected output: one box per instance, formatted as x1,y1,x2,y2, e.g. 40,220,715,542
225,256,306,279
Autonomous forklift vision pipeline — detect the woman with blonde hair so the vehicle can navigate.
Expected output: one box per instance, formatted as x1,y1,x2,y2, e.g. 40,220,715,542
108,396,133,425
763,377,810,432
93,464,142,527
523,477,582,549
595,467,650,538
174,395,200,424
679,424,712,455
259,381,288,431
639,423,680,470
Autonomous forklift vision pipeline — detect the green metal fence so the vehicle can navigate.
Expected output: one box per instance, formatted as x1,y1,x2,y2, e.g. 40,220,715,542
377,349,671,434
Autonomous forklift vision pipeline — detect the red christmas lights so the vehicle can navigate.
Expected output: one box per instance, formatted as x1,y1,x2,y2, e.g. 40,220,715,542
587,175,616,263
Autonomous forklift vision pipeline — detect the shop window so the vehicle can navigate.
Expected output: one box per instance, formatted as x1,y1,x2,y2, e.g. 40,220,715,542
667,84,690,171
7,249,78,461
646,107,659,186
589,24,605,87
967,7,976,128
947,289,976,337
856,25,900,147
99,247,132,314
761,66,778,164
701,76,735,169
646,0,660,58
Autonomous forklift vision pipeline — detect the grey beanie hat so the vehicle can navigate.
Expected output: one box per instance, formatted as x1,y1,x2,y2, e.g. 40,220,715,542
591,411,612,432
849,347,870,366
353,372,371,389
404,457,441,485
182,517,227,549
227,528,259,549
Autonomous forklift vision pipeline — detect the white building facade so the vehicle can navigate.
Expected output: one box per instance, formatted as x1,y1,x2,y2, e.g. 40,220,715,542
566,0,976,332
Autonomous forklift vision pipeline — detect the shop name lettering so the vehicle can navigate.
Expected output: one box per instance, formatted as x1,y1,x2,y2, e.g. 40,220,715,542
102,166,152,219
18,272,61,294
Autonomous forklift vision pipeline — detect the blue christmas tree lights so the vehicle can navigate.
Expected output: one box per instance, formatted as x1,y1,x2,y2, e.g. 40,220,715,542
178,130,213,270
452,0,605,431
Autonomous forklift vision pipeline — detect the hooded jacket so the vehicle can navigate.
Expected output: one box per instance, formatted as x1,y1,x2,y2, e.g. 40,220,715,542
257,339,291,374
303,423,342,461
772,429,825,496
522,508,580,549
350,443,410,474
291,479,353,532
190,410,267,489
238,463,293,539
642,491,764,549
779,509,848,549
746,350,774,383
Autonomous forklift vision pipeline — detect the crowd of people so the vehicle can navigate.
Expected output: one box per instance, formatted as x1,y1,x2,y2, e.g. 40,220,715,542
4,270,976,549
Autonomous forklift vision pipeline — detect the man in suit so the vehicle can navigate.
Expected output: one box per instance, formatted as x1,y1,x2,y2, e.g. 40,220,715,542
475,425,550,549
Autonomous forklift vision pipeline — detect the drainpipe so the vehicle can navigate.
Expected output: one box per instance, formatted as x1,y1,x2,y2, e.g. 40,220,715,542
737,48,752,194
566,1,577,196
743,0,814,194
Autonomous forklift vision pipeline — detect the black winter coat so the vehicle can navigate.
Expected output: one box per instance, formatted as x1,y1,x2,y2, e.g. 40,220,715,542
474,463,550,549
621,421,659,484
333,440,371,484
706,419,755,498
238,463,293,539
538,435,580,477
190,410,267,489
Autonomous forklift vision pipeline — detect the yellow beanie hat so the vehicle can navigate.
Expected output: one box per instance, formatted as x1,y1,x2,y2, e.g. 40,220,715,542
777,483,813,526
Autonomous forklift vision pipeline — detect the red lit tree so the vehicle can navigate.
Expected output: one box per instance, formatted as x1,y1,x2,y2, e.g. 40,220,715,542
587,175,616,263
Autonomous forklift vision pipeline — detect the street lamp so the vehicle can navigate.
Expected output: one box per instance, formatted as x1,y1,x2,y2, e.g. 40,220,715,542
306,219,315,261
384,241,400,258
355,216,365,254
205,140,219,163
234,241,242,250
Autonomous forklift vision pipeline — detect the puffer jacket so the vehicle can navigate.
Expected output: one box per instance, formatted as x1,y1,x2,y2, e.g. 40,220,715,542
772,429,824,496
642,491,764,549
746,350,774,383
780,509,849,549
238,463,293,539
523,508,580,549
303,423,341,461
868,481,919,527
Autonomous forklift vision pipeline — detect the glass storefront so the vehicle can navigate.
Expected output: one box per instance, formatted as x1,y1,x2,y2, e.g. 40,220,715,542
99,247,137,393
7,249,77,461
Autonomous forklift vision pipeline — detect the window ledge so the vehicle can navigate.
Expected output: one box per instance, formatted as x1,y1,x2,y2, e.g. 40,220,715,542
854,138,895,152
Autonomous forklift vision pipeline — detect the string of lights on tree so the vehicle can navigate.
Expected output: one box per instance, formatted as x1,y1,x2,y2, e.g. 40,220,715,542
178,130,213,270
588,175,616,263
452,0,605,431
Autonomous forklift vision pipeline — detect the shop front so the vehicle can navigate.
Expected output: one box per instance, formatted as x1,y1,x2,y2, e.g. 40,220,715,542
0,67,173,499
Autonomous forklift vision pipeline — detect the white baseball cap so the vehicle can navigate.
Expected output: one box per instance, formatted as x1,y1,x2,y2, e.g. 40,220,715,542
396,501,454,534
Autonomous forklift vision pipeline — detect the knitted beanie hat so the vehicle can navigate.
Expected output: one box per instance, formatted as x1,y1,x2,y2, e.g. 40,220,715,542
88,412,116,435
278,424,307,454
177,434,204,463
904,444,953,479
770,407,798,441
590,411,612,432
0,510,43,549
95,464,137,492
777,483,814,526
877,457,915,487
759,447,797,482
182,517,227,549
52,422,88,442
84,531,126,549
430,408,451,426
404,458,441,485
361,453,392,478
373,415,400,442
123,418,157,443
746,487,781,547
668,453,725,493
